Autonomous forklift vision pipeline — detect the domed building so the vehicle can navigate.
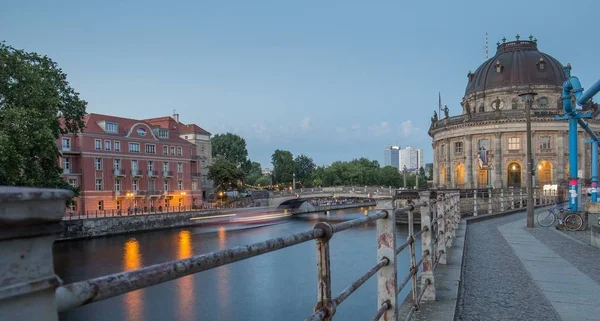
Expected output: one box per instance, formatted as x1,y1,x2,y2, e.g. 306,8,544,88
429,35,600,189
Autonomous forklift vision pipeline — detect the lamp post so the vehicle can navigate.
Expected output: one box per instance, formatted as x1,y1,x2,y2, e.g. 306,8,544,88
519,91,537,228
293,173,296,190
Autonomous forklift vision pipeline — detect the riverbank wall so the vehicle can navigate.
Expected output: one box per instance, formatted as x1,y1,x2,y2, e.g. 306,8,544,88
58,202,376,241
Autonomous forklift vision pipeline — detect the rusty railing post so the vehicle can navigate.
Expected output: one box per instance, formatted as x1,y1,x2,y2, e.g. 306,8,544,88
0,187,73,321
376,209,397,320
500,189,505,212
419,191,435,301
487,188,493,215
473,190,478,216
436,193,447,265
452,192,459,239
407,206,418,309
520,188,524,208
445,193,453,248
313,222,335,320
510,188,515,210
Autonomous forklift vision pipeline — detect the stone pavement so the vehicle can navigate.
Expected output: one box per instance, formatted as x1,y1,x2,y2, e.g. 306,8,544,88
457,211,600,321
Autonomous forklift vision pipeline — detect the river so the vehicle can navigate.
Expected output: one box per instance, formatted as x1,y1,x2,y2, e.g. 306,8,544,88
54,208,422,321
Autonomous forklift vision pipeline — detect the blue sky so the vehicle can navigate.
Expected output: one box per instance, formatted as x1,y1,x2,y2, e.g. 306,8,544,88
2,0,600,168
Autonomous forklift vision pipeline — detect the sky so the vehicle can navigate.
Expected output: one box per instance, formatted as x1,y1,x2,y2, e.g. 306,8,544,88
2,0,600,168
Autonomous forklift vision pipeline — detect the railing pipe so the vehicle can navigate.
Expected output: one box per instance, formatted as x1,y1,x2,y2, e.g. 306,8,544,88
376,208,397,320
313,222,334,320
407,208,418,308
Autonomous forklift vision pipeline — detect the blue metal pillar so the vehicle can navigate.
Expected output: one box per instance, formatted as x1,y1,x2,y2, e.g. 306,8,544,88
592,142,598,202
568,118,579,211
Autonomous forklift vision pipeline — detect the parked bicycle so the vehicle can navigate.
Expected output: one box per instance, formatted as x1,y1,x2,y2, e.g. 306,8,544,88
536,202,583,231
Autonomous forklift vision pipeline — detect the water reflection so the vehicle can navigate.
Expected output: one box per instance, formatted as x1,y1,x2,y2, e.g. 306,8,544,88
217,226,231,320
177,230,195,321
123,238,143,321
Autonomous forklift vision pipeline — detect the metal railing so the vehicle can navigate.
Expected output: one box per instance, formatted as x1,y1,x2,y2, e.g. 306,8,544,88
53,190,460,320
270,186,397,197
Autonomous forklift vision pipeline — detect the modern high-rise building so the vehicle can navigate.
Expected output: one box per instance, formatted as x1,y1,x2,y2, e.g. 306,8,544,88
399,146,424,172
383,146,400,168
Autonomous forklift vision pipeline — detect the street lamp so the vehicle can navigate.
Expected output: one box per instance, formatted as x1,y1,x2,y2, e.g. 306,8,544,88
519,91,537,228
293,173,296,190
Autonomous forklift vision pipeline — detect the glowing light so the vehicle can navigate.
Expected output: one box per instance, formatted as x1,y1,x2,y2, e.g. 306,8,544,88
189,213,236,221
512,164,517,171
123,238,143,321
538,164,543,170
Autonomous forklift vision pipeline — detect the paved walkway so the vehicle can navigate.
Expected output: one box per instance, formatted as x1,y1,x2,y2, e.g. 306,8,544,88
456,211,600,321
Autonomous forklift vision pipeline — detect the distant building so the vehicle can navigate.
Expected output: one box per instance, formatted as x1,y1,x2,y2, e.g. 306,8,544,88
383,146,400,168
399,146,424,172
262,168,273,175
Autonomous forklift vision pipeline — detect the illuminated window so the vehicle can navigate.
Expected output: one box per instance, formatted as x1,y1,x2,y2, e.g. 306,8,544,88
508,137,520,150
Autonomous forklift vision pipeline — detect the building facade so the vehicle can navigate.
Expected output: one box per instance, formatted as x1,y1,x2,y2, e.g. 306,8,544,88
384,146,400,168
429,37,600,189
59,113,201,213
399,146,423,172
144,113,214,200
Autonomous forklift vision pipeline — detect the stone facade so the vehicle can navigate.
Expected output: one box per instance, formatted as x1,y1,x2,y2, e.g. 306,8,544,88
429,38,600,189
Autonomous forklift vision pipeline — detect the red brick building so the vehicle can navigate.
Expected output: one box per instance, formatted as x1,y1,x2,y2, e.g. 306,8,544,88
58,113,201,214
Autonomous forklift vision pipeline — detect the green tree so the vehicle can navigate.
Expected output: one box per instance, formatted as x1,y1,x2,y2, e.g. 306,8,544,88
0,42,86,191
254,176,271,186
294,154,316,186
211,133,248,167
207,158,245,190
428,165,433,180
271,149,295,184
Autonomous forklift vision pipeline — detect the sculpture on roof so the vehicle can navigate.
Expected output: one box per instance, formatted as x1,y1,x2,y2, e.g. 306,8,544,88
443,105,449,119
431,110,438,125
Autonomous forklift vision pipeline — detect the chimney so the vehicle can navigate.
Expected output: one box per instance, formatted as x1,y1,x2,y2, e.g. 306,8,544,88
173,109,179,122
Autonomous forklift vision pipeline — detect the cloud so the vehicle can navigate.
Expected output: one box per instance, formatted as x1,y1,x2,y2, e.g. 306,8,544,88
300,116,312,132
250,123,271,142
399,120,415,137
368,121,391,136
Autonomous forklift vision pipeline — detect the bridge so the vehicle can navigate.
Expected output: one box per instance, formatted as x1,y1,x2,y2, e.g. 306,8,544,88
5,185,599,321
269,186,395,209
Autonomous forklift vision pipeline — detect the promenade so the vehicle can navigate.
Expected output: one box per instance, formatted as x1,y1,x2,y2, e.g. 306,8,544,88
456,209,600,321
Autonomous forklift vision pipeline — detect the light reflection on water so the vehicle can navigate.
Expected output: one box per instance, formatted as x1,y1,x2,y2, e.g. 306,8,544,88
123,238,143,321
55,209,420,321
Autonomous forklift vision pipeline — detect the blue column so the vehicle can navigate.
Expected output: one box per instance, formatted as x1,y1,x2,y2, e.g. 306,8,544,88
592,142,598,202
568,118,579,211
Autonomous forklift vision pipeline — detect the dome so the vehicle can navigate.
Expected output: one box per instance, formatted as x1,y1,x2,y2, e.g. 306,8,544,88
464,38,566,96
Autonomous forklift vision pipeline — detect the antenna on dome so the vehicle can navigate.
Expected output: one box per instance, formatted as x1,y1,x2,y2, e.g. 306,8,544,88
485,32,488,60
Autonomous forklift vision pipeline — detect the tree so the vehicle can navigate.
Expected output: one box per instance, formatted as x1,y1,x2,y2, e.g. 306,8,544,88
211,133,248,167
428,165,433,180
0,42,86,191
271,149,295,184
294,154,316,185
207,158,244,190
254,176,271,186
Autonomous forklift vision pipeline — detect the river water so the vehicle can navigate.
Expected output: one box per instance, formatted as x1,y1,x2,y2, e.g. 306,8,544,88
54,208,422,321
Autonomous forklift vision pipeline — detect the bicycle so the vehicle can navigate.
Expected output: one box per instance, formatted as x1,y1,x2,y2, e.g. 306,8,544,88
536,202,584,231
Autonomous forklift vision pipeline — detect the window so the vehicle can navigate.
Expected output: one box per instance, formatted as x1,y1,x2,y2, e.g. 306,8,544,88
170,146,176,155
116,200,121,210
201,146,205,153
540,136,551,151
132,179,138,191
192,181,198,191
98,200,104,211
201,160,206,167
508,137,520,150
95,179,103,191
164,180,169,191
114,141,121,151
129,143,140,153
105,122,118,133
177,163,183,173
184,135,189,139
94,158,102,170
62,157,71,170
114,159,121,170
177,147,182,156
148,161,154,171
178,180,183,190
104,140,111,151
159,129,169,138
163,146,168,155
454,142,463,154
511,98,518,110
131,160,138,171
163,162,169,171
440,144,445,158
62,138,71,150
95,139,101,150
114,179,121,191
145,144,156,154
68,179,77,187
149,179,155,191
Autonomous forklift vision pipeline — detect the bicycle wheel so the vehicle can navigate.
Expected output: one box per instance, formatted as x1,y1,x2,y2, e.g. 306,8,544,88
564,213,583,231
537,210,556,227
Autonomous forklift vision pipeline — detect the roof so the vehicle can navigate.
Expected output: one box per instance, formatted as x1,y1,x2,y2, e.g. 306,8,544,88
144,116,211,136
81,113,192,145
465,39,566,96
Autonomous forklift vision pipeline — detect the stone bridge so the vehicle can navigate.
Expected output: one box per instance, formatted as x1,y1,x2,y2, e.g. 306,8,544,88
269,186,396,209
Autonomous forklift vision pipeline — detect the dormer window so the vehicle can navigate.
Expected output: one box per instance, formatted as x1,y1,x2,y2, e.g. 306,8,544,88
537,57,545,70
495,60,503,73
105,122,118,133
158,128,169,138
479,104,485,112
